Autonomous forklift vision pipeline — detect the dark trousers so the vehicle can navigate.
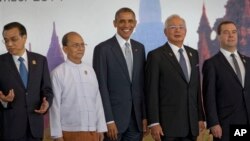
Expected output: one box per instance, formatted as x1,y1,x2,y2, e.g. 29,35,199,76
161,131,196,141
2,120,42,141
104,109,142,141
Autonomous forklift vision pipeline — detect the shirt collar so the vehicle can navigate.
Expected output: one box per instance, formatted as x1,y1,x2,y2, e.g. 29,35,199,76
13,50,28,62
66,59,83,67
220,48,239,58
115,33,131,47
168,42,185,53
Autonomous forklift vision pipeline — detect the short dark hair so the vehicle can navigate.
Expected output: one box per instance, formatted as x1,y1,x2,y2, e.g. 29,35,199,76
62,31,80,47
3,22,27,36
114,7,136,21
217,20,237,35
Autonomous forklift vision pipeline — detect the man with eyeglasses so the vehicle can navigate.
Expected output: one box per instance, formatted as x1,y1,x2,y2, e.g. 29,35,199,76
0,22,53,141
49,32,107,141
145,14,205,141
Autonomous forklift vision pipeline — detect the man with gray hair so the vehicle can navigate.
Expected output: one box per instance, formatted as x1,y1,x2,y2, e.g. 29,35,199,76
145,14,205,141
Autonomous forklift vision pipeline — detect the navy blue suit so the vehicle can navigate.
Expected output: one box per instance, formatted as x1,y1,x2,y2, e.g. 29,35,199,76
0,51,53,140
93,36,146,141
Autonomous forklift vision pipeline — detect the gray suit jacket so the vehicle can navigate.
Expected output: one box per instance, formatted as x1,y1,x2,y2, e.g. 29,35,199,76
146,42,204,137
93,36,146,133
0,51,53,140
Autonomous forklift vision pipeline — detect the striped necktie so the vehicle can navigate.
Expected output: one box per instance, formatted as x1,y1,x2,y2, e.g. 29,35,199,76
231,53,242,85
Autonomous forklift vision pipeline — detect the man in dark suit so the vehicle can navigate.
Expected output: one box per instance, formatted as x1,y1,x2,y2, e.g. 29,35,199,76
146,14,205,141
202,21,250,141
0,22,53,141
93,7,148,141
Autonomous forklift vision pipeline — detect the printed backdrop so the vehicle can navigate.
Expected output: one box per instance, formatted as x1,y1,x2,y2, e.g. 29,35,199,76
2,0,250,141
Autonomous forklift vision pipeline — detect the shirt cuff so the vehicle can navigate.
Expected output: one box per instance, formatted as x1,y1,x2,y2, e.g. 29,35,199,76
107,121,115,124
0,100,8,108
148,123,160,128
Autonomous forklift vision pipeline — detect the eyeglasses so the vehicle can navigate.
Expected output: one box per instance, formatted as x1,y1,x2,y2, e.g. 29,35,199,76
2,36,22,45
168,25,186,30
67,42,87,49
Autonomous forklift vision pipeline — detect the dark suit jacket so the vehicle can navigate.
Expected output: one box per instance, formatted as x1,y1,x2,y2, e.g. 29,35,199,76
0,51,53,140
146,42,204,137
93,36,146,133
202,51,250,140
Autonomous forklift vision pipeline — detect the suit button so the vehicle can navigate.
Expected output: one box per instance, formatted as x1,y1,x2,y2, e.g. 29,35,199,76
25,92,28,95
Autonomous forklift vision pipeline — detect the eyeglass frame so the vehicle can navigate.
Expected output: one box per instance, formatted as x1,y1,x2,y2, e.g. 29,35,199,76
66,42,87,49
167,25,186,30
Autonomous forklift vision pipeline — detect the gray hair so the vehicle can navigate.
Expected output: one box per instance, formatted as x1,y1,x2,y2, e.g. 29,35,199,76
164,14,186,29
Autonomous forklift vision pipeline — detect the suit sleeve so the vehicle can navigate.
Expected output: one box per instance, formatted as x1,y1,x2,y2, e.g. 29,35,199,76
202,60,219,128
196,52,205,121
141,46,147,120
145,51,160,124
93,45,114,123
41,58,53,109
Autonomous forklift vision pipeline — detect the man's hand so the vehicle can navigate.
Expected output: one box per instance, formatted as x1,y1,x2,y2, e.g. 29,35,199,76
34,97,49,114
211,124,222,139
107,122,118,140
99,132,104,141
150,124,164,141
0,89,15,102
142,119,150,137
199,121,206,132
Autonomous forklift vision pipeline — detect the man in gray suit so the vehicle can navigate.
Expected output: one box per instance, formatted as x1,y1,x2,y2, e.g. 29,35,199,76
145,14,205,141
93,7,148,141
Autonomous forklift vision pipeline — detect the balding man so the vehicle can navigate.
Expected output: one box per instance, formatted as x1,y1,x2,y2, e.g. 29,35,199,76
49,32,107,141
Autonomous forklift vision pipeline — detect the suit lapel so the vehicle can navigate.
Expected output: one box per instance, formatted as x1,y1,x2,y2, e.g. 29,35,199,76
131,40,139,82
217,52,242,86
110,37,131,82
239,53,248,88
185,46,195,83
5,53,25,88
27,52,38,89
162,43,187,82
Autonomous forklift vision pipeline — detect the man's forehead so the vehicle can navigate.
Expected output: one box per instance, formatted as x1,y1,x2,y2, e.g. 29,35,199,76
3,28,20,37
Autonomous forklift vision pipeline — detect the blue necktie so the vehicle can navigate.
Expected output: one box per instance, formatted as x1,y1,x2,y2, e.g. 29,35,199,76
18,57,28,88
179,49,189,81
231,54,242,85
125,42,133,81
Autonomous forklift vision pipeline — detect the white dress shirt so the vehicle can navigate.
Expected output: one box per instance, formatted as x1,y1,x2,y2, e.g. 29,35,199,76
168,42,191,79
13,51,29,72
220,48,245,86
116,33,133,62
49,59,107,138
